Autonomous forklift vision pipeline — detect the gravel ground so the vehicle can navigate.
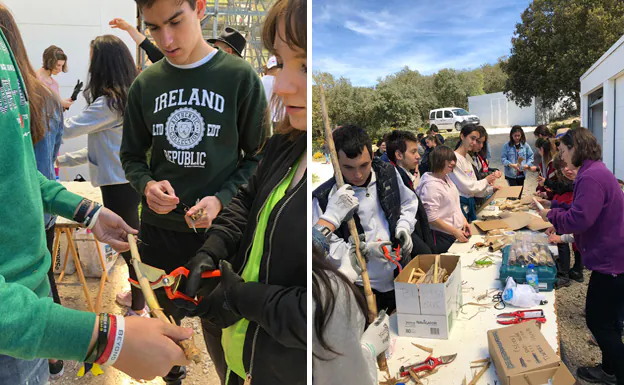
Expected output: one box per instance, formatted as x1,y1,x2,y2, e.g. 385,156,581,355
53,257,220,385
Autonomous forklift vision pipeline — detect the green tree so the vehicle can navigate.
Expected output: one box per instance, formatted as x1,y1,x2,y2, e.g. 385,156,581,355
481,57,508,94
502,0,624,113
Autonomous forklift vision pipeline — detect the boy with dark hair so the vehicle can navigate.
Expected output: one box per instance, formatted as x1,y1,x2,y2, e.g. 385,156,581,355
121,0,267,383
312,125,425,312
385,130,434,252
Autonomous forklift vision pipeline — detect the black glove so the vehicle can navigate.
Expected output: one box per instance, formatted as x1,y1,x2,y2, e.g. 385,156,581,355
190,260,244,328
184,250,218,298
70,79,84,101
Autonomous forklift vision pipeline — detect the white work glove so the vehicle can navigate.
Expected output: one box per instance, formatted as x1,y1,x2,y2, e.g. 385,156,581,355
347,234,369,277
319,185,359,228
395,227,413,257
361,310,390,358
364,239,392,263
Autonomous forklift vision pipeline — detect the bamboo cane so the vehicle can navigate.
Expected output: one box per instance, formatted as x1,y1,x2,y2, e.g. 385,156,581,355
127,234,201,363
318,85,388,373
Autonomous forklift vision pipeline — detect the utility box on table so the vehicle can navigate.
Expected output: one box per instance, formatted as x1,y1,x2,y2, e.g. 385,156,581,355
394,254,462,339
488,322,576,385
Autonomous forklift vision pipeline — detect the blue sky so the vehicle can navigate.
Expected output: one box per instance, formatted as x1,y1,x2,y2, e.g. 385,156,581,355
313,0,531,86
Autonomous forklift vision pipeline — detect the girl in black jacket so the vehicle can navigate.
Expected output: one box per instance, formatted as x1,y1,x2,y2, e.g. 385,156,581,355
182,1,307,384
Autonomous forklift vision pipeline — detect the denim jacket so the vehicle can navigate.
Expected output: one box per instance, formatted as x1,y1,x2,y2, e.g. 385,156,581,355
500,142,534,179
33,101,64,230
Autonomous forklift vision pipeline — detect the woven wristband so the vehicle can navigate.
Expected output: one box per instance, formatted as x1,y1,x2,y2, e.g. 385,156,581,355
85,203,103,229
96,315,117,365
73,199,93,224
95,314,110,362
102,315,125,368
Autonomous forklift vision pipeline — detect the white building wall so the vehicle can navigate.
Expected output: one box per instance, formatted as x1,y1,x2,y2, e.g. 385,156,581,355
580,34,624,179
5,0,137,181
468,92,536,128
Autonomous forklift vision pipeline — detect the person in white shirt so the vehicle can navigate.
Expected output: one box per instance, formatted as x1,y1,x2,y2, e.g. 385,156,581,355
312,125,419,313
312,186,390,385
261,55,283,132
417,146,471,253
449,124,501,222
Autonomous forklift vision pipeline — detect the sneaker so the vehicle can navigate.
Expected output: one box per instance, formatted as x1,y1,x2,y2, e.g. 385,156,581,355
568,269,584,282
49,360,64,380
125,305,151,318
577,365,617,384
115,290,132,307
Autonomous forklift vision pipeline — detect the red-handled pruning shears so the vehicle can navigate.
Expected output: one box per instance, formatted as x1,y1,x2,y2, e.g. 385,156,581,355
129,262,221,305
399,353,457,377
496,309,546,325
381,244,402,272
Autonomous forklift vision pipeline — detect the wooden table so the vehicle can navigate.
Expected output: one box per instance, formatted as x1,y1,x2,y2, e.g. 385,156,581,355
52,182,109,313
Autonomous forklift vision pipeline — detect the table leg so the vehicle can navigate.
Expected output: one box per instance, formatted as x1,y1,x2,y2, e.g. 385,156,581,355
57,228,71,283
51,227,61,275
93,238,108,313
65,228,95,313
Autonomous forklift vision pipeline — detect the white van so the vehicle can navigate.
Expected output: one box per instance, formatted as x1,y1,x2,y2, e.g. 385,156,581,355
429,107,480,132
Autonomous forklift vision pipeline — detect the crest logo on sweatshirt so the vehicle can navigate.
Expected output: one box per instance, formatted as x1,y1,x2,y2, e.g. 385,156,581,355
165,107,205,150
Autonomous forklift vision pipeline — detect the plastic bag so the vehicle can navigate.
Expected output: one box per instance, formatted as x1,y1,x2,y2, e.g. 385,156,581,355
502,277,546,308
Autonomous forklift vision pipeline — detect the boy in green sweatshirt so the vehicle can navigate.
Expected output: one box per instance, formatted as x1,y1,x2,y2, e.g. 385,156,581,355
120,0,267,383
0,22,191,384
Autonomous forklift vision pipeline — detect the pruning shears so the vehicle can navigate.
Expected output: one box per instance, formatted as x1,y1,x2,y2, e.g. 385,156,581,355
497,309,546,325
399,353,457,376
381,244,402,272
129,262,220,305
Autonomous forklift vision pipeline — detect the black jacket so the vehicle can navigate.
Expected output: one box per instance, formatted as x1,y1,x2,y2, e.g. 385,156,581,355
395,166,434,252
197,133,306,385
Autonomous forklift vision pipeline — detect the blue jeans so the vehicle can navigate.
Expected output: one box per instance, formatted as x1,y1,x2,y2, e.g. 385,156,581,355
0,355,49,385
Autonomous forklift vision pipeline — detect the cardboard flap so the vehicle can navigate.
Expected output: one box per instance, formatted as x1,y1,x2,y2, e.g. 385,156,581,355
474,212,533,232
478,185,524,213
527,214,553,232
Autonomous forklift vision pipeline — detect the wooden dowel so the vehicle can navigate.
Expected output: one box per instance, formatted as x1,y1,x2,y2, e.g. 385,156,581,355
128,234,201,363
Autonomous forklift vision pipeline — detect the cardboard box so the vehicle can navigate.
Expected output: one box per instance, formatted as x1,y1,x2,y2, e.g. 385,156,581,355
394,255,462,339
488,323,576,385
478,185,524,213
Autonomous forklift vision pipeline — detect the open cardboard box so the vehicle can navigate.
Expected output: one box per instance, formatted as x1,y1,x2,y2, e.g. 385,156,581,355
488,322,576,385
477,185,524,214
394,255,462,339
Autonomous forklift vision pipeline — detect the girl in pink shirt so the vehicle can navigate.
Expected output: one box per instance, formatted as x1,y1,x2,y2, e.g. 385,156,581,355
416,146,471,253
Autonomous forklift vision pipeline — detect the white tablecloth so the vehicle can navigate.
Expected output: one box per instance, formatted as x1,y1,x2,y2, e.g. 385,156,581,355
380,230,558,383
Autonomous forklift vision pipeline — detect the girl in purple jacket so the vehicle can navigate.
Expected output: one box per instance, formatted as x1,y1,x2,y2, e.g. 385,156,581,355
537,127,624,385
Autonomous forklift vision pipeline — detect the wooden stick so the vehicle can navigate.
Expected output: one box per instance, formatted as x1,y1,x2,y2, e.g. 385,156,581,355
318,85,388,373
411,342,433,354
408,268,416,284
128,234,201,363
433,255,440,283
467,359,490,385
408,369,423,385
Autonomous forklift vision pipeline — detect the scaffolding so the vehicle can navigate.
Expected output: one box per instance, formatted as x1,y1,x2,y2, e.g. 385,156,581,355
136,0,274,74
